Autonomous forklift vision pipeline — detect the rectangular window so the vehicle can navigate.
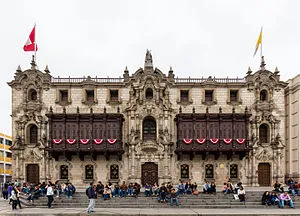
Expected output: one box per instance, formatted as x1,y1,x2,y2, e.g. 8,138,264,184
205,90,213,102
110,90,119,102
6,152,12,158
205,164,214,179
60,90,68,103
230,164,238,178
86,90,95,102
180,164,189,179
5,140,12,146
85,165,94,180
230,90,238,102
0,138,3,144
180,90,189,102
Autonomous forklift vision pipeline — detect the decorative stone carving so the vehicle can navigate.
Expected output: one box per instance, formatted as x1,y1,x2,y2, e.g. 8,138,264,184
255,146,273,161
25,148,44,162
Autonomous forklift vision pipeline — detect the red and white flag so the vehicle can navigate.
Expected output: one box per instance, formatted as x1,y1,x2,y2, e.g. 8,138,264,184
23,25,38,52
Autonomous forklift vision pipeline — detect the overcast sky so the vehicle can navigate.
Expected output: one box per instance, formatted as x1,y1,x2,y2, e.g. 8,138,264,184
1,0,299,136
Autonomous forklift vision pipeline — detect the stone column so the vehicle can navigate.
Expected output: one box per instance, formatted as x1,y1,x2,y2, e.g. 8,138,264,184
131,145,135,176
251,150,258,186
164,145,169,176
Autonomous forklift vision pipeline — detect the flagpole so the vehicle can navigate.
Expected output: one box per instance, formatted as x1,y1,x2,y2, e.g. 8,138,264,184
34,22,37,63
260,27,263,58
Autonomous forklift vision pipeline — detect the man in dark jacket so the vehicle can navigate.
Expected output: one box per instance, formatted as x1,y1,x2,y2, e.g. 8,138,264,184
87,182,96,214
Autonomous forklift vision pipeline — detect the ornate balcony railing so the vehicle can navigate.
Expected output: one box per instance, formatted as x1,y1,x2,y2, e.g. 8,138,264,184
174,77,246,83
51,76,246,84
51,77,124,83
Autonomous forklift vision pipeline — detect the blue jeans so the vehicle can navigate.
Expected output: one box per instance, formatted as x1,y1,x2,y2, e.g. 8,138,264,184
128,188,133,196
170,198,179,206
177,189,185,196
121,190,127,197
289,189,295,195
67,190,73,198
103,194,110,200
113,189,120,197
281,200,294,208
160,193,167,202
144,190,151,197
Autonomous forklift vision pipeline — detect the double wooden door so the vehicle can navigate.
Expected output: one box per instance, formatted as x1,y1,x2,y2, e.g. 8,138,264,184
141,162,158,186
258,163,271,186
26,164,39,184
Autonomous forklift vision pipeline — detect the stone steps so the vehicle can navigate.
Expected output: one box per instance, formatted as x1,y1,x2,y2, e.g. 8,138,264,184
21,192,300,209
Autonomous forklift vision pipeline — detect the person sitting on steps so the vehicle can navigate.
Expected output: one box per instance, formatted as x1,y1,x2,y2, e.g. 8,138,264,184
270,191,282,208
273,180,284,193
170,188,179,206
224,181,234,194
210,181,217,194
120,181,128,198
261,191,271,206
279,191,294,208
159,183,167,203
237,186,246,202
203,181,211,194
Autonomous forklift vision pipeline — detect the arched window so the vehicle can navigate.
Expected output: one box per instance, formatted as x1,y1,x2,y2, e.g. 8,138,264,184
230,164,238,179
60,165,68,179
143,117,156,141
205,164,214,179
180,164,189,179
29,124,38,144
85,165,94,180
110,164,119,180
260,90,268,101
145,88,153,99
259,124,269,143
28,89,37,101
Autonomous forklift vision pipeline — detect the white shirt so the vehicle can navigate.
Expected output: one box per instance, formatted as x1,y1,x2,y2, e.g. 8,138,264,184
47,186,54,196
238,189,245,195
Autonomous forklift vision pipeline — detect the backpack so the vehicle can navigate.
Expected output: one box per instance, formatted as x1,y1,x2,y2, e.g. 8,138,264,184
86,187,89,197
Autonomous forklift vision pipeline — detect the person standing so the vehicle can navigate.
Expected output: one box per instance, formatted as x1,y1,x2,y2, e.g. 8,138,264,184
87,182,96,214
10,187,17,210
2,182,8,200
46,184,54,208
16,186,22,209
7,183,13,204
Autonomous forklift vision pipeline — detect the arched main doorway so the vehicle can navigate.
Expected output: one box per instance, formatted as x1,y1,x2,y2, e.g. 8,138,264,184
258,163,271,186
141,162,158,186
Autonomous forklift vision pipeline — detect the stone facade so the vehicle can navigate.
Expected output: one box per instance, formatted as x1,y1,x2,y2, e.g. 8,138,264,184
285,74,300,180
8,52,293,188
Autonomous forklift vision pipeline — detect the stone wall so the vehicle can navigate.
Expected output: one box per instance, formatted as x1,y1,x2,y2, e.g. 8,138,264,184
285,74,300,181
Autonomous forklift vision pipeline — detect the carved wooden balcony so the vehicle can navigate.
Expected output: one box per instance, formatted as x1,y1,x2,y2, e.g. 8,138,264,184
175,108,252,155
46,110,124,160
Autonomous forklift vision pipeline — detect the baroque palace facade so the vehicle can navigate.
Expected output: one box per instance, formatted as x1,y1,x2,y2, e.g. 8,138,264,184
8,51,300,187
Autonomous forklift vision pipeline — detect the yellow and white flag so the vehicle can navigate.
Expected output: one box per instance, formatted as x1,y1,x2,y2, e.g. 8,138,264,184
253,27,262,57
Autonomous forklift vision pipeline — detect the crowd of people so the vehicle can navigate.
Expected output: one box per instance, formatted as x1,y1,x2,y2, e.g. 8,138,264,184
260,178,299,209
1,179,76,210
2,178,298,212
85,179,247,213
